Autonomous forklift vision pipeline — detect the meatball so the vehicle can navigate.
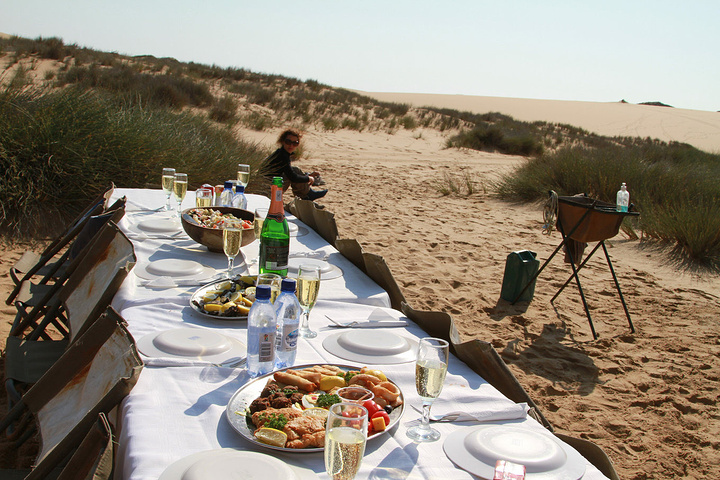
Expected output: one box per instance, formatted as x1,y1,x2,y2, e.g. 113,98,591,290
249,397,271,414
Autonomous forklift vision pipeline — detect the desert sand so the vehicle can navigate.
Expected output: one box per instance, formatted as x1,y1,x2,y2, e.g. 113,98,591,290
357,90,720,154
2,95,719,478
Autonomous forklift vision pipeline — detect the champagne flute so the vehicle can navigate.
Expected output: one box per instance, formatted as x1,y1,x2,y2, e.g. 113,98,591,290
254,208,268,241
223,227,243,279
172,173,188,217
237,164,250,188
161,168,176,211
297,264,320,338
195,188,213,208
325,403,368,480
406,337,449,443
256,273,281,303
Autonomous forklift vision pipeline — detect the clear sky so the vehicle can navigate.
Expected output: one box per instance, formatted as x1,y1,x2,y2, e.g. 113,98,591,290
2,0,719,112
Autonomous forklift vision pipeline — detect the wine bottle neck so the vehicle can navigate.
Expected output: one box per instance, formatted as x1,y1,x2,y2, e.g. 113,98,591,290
268,184,284,218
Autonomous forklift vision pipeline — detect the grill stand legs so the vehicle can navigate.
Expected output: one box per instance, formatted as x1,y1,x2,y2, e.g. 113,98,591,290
512,205,635,339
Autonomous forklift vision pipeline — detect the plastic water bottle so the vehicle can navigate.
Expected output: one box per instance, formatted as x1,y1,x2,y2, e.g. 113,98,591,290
616,183,630,212
231,184,247,210
220,181,234,207
274,278,300,369
246,285,277,377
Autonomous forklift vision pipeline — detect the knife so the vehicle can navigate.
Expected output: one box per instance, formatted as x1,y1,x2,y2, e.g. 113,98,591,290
327,321,409,328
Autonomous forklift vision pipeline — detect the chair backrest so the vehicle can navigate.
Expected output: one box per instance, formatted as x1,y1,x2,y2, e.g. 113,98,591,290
18,307,142,480
287,198,318,231
361,253,407,310
555,433,620,480
56,413,115,480
335,238,367,273
17,221,135,342
60,222,136,342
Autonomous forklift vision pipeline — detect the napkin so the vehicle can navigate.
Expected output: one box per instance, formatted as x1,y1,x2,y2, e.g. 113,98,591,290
138,274,221,288
406,384,529,426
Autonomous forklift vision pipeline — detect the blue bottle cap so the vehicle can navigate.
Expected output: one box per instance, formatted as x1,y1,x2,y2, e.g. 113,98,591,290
281,278,296,292
224,181,234,189
235,185,245,193
255,284,271,300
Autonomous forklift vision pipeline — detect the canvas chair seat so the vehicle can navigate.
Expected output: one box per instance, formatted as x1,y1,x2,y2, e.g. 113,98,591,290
0,307,142,480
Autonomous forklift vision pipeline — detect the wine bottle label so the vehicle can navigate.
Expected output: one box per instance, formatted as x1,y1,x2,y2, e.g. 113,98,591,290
258,332,275,362
262,245,289,269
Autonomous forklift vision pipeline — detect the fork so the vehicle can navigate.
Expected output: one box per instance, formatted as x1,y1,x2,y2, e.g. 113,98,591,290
214,357,247,368
325,315,408,328
410,404,476,422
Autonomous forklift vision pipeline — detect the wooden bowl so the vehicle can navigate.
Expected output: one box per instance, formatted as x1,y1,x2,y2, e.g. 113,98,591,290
181,207,255,253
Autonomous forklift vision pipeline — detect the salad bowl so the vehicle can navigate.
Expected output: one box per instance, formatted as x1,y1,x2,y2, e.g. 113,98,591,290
181,207,255,252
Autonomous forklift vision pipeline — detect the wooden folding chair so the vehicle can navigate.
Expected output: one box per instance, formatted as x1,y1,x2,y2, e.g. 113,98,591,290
6,193,125,307
9,203,127,312
5,221,136,406
0,307,142,480
7,183,115,290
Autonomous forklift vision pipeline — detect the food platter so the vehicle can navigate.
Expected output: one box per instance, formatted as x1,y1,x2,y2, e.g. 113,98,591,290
225,363,404,453
189,276,256,321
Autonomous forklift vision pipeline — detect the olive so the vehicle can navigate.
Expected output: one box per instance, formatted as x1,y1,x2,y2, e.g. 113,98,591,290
383,405,393,414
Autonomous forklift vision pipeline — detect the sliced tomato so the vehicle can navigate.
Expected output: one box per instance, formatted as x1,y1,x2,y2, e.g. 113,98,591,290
362,400,381,416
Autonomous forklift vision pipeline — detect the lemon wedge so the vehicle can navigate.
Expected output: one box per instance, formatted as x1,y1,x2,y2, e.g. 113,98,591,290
203,303,223,313
319,375,346,391
255,427,287,447
228,291,242,303
244,286,256,297
221,302,236,312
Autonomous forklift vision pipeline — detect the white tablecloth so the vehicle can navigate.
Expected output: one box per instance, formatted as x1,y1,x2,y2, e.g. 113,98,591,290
110,188,608,480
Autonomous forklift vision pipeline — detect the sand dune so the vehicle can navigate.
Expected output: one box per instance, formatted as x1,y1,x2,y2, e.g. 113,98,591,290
356,91,720,153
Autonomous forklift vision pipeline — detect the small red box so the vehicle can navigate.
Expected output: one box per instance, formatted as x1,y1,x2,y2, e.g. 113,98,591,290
493,460,526,480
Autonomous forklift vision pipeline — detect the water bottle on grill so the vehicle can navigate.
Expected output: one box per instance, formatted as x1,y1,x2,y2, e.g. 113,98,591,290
274,278,300,369
246,284,276,377
616,183,630,212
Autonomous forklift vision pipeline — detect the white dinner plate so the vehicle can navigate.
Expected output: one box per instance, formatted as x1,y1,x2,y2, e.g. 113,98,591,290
134,259,217,282
322,330,418,364
137,217,181,233
137,328,246,363
287,222,309,237
158,448,316,480
443,424,587,479
286,257,343,280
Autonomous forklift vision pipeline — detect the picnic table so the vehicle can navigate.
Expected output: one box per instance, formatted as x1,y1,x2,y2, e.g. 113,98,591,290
109,188,610,480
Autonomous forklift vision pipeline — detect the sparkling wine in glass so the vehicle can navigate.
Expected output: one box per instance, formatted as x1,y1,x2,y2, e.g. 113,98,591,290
254,208,268,241
237,164,250,188
195,188,213,208
406,337,449,443
325,403,368,480
172,173,188,217
162,168,176,211
256,273,281,303
297,264,320,338
223,227,242,279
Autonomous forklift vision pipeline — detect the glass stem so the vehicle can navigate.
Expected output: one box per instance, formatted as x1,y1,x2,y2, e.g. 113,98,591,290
300,309,309,331
421,400,434,430
165,193,171,211
226,256,234,279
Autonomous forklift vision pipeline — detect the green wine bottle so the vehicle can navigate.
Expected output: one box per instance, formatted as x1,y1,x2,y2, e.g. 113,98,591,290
259,176,290,276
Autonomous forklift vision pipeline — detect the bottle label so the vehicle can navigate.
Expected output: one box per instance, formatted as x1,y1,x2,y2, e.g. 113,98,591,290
262,245,289,270
258,332,275,362
283,325,298,351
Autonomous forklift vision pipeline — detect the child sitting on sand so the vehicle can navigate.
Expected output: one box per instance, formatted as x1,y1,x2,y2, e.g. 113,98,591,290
262,129,327,201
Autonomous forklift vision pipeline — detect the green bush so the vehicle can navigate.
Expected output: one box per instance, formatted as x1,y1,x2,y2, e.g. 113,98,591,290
0,86,267,239
494,143,720,267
